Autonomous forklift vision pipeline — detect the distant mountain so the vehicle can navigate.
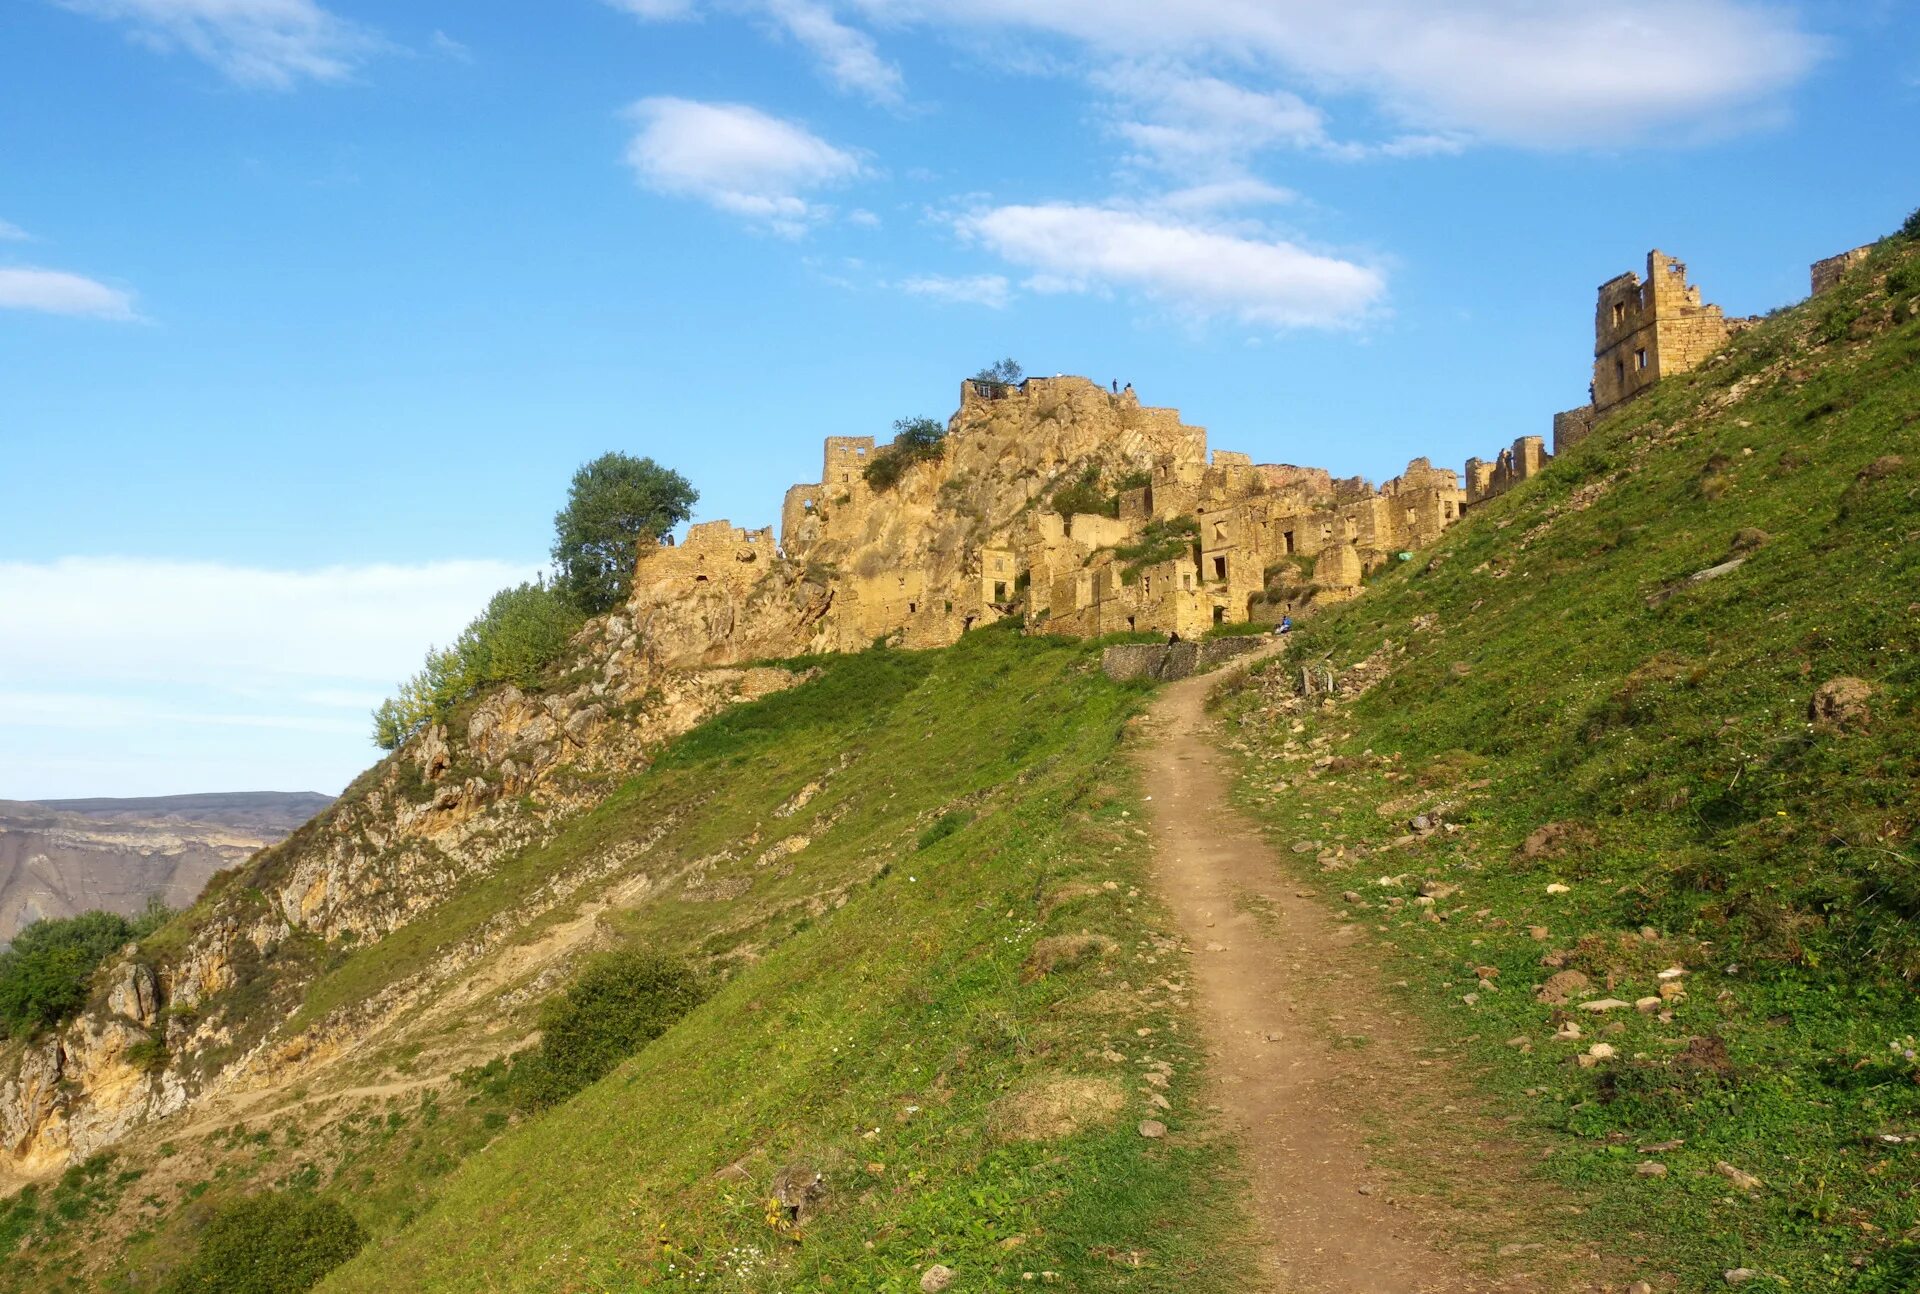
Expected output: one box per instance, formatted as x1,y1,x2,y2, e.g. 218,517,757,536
0,791,333,944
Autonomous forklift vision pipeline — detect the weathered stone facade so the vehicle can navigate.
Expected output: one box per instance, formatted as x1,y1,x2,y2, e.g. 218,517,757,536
1472,249,1755,507
628,376,1466,660
1810,245,1873,296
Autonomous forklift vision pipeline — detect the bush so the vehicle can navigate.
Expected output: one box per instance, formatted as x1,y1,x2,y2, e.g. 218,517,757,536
863,417,948,493
553,452,699,613
0,904,170,1039
510,950,705,1109
372,578,585,749
917,809,974,850
1902,206,1920,241
162,1192,366,1294
1049,466,1113,519
1114,516,1200,583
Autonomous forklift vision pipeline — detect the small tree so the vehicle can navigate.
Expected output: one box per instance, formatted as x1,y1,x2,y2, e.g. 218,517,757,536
863,417,948,492
0,909,166,1039
371,579,584,750
972,358,1022,387
552,453,698,613
1903,206,1920,241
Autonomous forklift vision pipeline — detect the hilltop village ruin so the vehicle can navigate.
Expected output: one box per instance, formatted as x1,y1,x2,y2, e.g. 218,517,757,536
626,244,1871,662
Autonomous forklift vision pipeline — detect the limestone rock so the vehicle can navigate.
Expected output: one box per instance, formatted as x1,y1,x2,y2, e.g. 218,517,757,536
920,1265,956,1293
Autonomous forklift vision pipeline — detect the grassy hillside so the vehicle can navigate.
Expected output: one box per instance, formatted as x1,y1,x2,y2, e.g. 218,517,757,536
29,628,1255,1292
1219,234,1920,1288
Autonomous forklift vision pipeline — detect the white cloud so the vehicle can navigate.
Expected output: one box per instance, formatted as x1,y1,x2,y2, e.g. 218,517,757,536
764,0,904,104
956,203,1382,328
429,30,472,62
623,97,866,235
0,220,27,241
899,273,1011,307
0,558,538,688
605,0,698,18
0,558,541,797
58,0,378,89
1097,64,1331,172
0,268,138,320
853,0,1820,147
1154,179,1297,211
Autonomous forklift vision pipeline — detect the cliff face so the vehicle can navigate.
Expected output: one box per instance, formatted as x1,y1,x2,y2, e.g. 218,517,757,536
0,613,798,1182
0,794,332,946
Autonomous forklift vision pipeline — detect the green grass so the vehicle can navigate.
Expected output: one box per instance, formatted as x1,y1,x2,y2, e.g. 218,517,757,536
1217,235,1920,1288
305,625,1251,1292
47,627,1251,1293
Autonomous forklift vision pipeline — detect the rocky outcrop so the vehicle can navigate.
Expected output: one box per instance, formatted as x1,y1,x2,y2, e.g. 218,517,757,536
0,615,801,1182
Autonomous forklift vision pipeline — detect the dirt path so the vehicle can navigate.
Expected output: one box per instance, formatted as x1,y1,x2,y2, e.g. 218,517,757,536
1137,662,1475,1294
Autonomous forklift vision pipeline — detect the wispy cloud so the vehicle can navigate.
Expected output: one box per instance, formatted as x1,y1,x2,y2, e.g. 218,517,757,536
956,202,1383,329
0,219,28,241
604,0,698,19
0,557,542,796
898,273,1011,308
623,97,866,236
859,0,1822,148
0,267,139,320
763,0,903,104
57,0,380,89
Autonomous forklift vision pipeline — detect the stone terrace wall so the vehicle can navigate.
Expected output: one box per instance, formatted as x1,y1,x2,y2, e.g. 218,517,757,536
1100,635,1266,683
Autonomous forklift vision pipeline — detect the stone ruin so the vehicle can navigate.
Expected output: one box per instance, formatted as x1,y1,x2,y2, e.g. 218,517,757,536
625,375,1463,666
630,239,1884,661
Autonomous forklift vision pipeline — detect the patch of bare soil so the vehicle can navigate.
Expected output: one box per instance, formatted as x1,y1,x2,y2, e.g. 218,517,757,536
1136,663,1607,1293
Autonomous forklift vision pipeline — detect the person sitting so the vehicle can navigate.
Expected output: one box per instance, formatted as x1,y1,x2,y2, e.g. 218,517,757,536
1273,616,1293,635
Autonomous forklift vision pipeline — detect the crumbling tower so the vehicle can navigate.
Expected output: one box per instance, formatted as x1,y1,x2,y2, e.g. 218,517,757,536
1591,251,1739,413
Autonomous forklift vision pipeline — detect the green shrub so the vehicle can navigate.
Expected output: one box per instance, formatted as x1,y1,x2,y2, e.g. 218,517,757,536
510,950,705,1109
863,417,947,493
0,905,169,1039
1902,205,1920,241
372,578,585,749
1114,516,1200,583
1049,465,1113,518
161,1192,365,1294
916,809,974,850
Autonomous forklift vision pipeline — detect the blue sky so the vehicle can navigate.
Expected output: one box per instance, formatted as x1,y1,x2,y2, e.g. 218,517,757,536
2,0,1915,798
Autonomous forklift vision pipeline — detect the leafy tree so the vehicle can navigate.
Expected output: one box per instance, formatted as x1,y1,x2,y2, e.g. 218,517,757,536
972,358,1023,386
161,1192,366,1294
372,578,585,750
863,416,948,492
0,904,170,1039
509,949,705,1109
1903,206,1920,241
552,452,698,613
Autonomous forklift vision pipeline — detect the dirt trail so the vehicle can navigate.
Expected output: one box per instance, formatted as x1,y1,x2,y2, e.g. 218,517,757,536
1138,662,1474,1294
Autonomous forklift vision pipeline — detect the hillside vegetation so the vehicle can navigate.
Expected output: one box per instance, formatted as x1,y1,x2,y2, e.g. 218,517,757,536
1219,234,1920,1287
312,628,1250,1292
1,629,1254,1292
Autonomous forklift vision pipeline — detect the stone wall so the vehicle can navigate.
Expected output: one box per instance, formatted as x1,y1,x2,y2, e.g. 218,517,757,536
1811,245,1873,296
1099,635,1267,683
1552,405,1597,455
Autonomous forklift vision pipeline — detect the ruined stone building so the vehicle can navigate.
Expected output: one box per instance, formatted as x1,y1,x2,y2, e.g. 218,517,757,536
624,376,1463,665
1468,249,1753,507
631,240,1870,661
